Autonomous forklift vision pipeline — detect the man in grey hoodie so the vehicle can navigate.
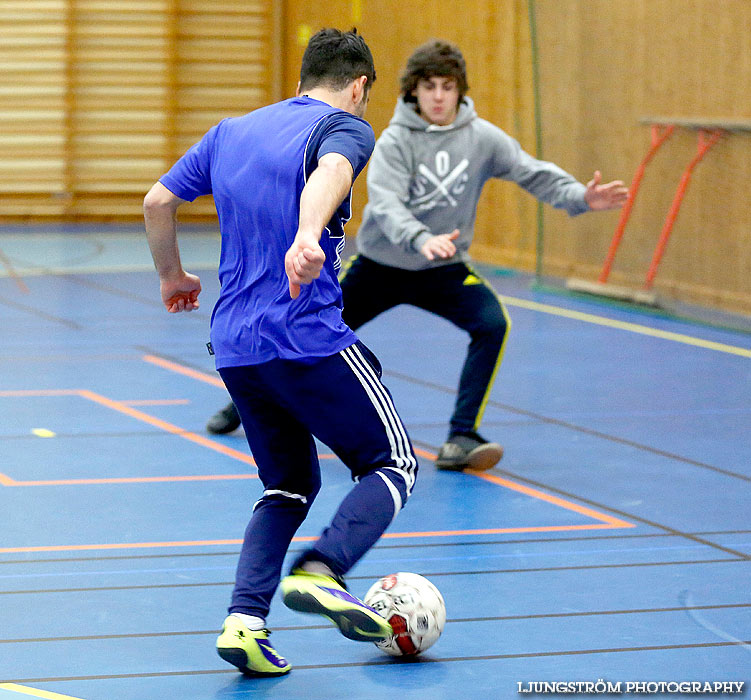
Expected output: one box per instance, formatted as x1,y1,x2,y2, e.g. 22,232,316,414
207,39,628,472
338,39,627,471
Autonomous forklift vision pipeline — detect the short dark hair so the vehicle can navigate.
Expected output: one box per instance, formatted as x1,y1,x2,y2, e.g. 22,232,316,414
299,28,376,94
400,40,469,103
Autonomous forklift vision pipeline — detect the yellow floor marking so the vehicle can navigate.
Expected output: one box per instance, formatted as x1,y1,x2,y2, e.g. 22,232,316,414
0,684,87,700
500,295,751,358
31,428,55,438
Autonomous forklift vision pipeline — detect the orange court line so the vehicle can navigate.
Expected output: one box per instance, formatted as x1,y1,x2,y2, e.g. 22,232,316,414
0,523,627,554
0,388,634,550
469,471,635,529
77,389,257,466
0,387,252,465
142,354,225,388
0,473,258,487
414,446,633,529
120,399,190,406
0,388,337,486
413,446,438,461
0,389,79,397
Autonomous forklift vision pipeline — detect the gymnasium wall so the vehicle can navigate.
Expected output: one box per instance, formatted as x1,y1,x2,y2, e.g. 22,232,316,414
0,0,280,219
2,0,749,314
530,0,751,314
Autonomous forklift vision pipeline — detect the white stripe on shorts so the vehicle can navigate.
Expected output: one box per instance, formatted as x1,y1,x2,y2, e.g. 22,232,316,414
340,344,417,495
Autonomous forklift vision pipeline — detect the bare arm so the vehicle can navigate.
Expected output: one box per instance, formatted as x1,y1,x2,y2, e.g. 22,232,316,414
285,152,354,299
143,181,202,312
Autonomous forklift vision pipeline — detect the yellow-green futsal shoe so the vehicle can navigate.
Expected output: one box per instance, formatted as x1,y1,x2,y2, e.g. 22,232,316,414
216,615,291,676
280,570,392,642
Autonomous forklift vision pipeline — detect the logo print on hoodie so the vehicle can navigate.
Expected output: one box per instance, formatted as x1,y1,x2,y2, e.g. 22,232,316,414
411,150,469,211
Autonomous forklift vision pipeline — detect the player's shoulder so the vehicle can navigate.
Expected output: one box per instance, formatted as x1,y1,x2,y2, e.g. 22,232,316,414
375,122,413,149
323,110,374,134
472,116,511,138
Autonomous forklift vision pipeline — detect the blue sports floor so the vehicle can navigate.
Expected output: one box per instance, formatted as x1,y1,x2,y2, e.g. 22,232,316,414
0,228,749,699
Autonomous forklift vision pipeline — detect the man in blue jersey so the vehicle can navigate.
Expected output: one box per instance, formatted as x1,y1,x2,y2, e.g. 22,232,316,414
144,28,417,677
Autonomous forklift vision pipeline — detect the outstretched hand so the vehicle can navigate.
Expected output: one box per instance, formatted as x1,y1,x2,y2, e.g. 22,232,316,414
161,272,202,313
420,229,461,261
584,171,629,211
285,231,326,299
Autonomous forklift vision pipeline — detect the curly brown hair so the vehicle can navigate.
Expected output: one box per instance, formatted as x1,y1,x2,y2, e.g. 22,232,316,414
399,40,469,103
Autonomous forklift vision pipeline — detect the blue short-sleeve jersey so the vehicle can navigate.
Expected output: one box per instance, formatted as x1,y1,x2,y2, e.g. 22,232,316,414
159,97,375,368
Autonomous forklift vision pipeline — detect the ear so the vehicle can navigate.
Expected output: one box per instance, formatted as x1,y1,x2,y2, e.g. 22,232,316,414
295,81,302,97
352,75,368,104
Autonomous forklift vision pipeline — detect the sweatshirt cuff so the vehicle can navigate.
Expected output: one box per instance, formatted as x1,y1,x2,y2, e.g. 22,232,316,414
569,184,591,216
410,230,433,253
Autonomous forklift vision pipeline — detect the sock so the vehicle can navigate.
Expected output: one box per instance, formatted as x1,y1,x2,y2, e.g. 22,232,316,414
298,559,336,579
231,612,265,631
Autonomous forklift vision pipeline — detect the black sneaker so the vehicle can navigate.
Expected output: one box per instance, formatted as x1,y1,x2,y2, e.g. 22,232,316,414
206,401,241,434
435,431,503,471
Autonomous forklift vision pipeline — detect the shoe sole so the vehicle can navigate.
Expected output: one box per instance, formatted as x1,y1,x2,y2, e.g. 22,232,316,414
216,646,290,677
436,443,504,472
206,422,241,435
283,588,391,642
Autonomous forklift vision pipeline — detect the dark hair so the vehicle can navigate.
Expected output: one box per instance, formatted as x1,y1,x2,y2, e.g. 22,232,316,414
400,40,469,103
299,28,376,94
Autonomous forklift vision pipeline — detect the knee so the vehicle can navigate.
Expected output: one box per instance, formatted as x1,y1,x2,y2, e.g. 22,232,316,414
255,477,321,513
471,306,509,341
374,466,416,511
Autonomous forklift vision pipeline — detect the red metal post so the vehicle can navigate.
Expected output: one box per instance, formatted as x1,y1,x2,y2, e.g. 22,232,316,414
598,124,674,283
644,129,725,289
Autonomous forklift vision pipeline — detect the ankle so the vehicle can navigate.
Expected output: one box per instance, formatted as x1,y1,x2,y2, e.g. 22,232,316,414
230,612,265,631
297,560,336,578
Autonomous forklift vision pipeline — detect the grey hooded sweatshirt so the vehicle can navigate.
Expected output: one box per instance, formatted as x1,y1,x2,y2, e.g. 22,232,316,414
355,96,589,271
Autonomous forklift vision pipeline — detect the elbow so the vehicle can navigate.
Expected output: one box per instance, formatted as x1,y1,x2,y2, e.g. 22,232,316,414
328,161,355,188
143,183,178,216
317,154,354,188
143,190,161,216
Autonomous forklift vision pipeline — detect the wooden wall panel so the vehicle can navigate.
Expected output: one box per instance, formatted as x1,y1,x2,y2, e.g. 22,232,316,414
532,0,751,313
174,0,273,218
0,0,277,220
0,0,68,214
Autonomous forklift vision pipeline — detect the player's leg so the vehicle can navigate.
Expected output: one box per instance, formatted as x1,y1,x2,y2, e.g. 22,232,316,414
215,363,322,675
412,264,510,470
339,254,405,330
206,397,240,434
273,341,418,641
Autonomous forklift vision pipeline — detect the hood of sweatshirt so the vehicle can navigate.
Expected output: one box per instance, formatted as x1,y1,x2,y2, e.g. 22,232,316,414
389,95,478,132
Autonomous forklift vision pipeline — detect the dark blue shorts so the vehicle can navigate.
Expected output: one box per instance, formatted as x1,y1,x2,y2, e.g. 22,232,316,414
219,341,417,505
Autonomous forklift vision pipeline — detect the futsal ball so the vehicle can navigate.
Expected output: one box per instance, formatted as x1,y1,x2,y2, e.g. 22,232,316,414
364,572,446,656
